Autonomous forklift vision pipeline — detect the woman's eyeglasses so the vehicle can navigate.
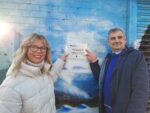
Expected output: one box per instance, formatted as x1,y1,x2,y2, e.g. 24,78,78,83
29,45,47,53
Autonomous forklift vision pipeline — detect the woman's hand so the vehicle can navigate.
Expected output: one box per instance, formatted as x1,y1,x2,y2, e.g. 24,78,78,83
60,53,69,62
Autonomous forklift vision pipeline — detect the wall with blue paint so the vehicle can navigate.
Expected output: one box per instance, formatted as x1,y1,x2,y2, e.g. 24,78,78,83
0,0,141,113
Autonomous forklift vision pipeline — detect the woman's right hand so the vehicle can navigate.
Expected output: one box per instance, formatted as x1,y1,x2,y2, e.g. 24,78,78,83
60,53,69,62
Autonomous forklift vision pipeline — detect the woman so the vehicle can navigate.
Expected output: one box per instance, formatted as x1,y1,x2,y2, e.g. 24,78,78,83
0,33,67,113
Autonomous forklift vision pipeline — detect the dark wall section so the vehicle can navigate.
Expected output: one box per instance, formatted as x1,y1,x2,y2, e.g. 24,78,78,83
139,25,150,112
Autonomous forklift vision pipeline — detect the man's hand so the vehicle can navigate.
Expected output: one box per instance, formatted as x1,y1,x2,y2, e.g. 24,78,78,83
85,50,97,63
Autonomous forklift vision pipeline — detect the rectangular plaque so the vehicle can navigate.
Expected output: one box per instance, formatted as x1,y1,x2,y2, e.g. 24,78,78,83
65,43,87,59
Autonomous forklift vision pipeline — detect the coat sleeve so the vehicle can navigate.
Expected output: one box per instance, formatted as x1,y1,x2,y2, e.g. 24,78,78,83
49,58,65,82
90,60,100,83
126,52,149,113
0,86,22,113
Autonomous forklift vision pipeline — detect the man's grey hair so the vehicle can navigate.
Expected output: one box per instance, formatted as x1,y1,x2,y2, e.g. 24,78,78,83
108,28,125,36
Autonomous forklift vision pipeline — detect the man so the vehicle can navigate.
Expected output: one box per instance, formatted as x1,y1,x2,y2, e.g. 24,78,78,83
86,28,149,113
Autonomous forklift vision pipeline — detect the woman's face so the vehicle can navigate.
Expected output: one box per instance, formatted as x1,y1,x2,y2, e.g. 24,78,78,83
27,39,47,64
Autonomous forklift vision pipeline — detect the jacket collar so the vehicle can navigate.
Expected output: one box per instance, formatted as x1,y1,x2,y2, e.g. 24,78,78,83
106,46,134,58
19,61,51,77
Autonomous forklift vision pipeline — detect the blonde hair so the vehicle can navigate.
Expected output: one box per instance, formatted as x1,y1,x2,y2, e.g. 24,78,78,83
6,33,51,76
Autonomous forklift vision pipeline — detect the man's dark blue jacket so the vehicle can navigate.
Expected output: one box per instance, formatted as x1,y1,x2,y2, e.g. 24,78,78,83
90,47,149,113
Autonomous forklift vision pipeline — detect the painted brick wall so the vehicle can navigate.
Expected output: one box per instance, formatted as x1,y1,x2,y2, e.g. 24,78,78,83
0,0,127,37
0,0,53,36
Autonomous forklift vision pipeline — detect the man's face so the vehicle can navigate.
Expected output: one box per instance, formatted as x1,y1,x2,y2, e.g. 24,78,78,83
108,31,126,52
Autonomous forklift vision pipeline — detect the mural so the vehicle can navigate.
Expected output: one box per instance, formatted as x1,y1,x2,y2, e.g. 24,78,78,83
0,0,140,113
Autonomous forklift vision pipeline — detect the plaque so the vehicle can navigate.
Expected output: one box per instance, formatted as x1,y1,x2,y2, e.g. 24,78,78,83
65,43,88,59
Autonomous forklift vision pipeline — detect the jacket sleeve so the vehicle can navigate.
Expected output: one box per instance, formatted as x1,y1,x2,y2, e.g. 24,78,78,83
0,86,22,113
49,58,65,82
90,60,100,83
126,53,149,113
